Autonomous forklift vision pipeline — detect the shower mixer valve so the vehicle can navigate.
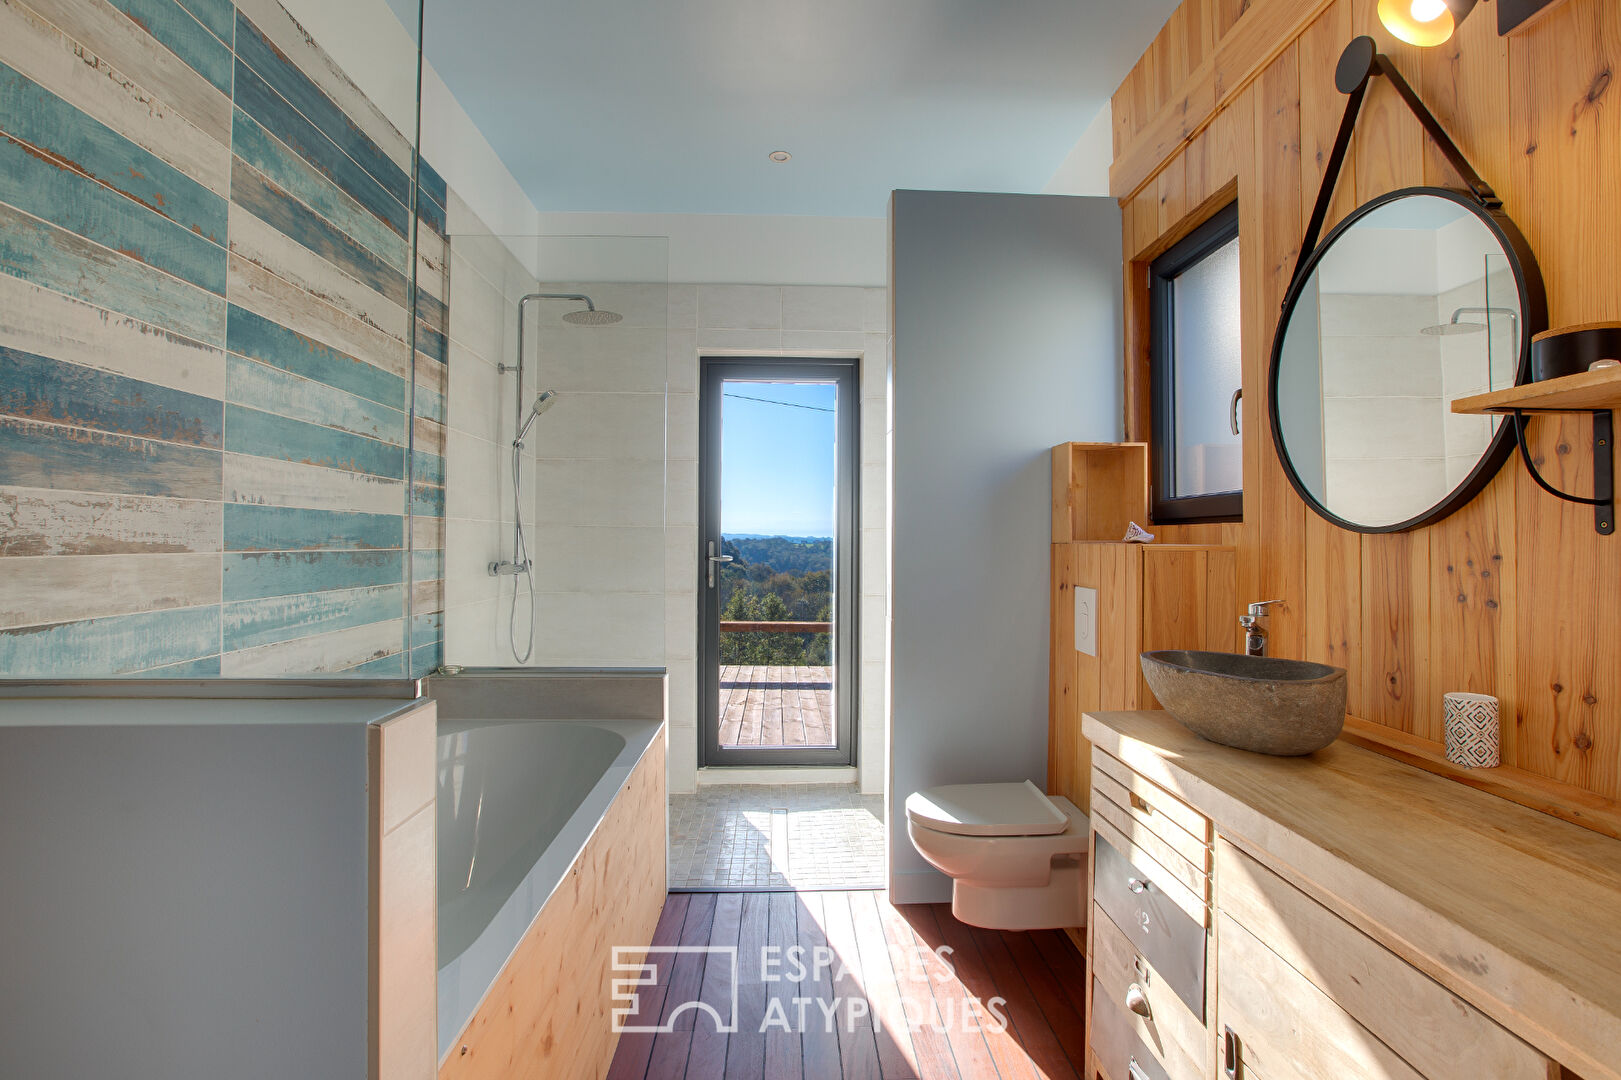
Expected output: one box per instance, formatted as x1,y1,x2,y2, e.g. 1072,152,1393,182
488,559,532,577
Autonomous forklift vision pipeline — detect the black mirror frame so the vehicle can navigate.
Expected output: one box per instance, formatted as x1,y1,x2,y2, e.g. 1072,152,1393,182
1266,36,1549,535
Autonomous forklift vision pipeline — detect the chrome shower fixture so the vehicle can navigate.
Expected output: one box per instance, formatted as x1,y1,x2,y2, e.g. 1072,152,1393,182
1420,305,1519,338
516,390,558,445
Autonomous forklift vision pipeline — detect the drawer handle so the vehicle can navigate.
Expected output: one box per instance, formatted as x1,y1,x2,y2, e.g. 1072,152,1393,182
1128,1058,1151,1080
1127,876,1151,894
1223,1025,1241,1079
1129,791,1153,815
1125,983,1152,1019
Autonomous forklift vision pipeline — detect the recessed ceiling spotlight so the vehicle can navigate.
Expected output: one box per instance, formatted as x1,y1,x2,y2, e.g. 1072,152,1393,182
768,150,791,163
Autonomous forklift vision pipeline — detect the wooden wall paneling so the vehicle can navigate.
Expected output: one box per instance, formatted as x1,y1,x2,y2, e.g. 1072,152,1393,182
1305,516,1364,716
1298,0,1360,232
1361,530,1433,735
1508,0,1621,801
1050,542,1082,807
1412,0,1513,193
1156,150,1191,238
1428,473,1517,749
1123,255,1153,443
1110,0,1336,200
1349,0,1428,199
1101,545,1147,710
1142,548,1209,656
1206,547,1239,653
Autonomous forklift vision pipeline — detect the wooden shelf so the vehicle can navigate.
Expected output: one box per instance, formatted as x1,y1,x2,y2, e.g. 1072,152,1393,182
1051,442,1149,542
1340,716,1621,842
1451,365,1621,414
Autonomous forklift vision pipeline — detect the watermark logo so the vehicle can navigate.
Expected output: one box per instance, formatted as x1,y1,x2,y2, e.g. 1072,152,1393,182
611,942,1006,1036
611,946,739,1034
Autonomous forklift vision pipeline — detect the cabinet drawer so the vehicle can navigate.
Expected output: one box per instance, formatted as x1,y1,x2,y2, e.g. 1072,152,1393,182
1218,912,1424,1080
1092,766,1211,874
1092,828,1206,1018
1091,906,1205,1078
1093,751,1211,843
1092,785,1208,901
1091,977,1175,1080
1216,841,1553,1080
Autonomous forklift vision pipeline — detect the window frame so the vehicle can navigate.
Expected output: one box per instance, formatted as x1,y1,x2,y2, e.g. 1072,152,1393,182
1149,200,1244,524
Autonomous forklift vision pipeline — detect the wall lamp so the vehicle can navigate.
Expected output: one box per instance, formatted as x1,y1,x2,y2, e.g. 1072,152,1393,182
1376,0,1563,45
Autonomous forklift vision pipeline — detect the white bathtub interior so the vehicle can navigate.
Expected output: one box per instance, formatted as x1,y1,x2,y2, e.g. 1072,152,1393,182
435,715,662,1059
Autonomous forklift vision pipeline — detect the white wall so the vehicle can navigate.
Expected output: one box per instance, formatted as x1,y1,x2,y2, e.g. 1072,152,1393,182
534,213,887,287
1043,103,1113,197
664,285,891,795
889,190,1122,903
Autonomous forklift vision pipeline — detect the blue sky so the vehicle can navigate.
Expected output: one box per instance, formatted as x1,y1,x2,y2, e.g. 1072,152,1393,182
720,381,838,537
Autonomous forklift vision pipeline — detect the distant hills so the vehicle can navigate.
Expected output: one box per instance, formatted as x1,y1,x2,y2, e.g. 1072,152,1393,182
721,535,832,577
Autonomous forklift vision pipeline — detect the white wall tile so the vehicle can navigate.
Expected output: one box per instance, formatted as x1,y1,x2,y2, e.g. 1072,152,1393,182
526,392,667,461
780,330,866,352
666,392,699,462
529,525,665,593
862,287,888,333
667,285,697,329
697,285,781,330
532,325,668,394
695,327,783,351
781,286,867,331
533,459,666,527
666,331,698,394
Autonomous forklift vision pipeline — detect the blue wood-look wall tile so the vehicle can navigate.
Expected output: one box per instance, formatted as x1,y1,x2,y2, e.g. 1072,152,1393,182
412,450,444,487
0,415,221,499
225,503,402,552
0,605,220,676
408,483,443,518
408,639,442,678
224,403,405,480
410,549,442,587
0,345,223,447
348,650,404,675
417,158,447,214
174,0,233,48
414,382,445,424
415,286,447,336
230,157,408,312
226,303,405,410
0,133,227,297
106,0,233,93
222,582,404,651
232,108,408,275
0,202,225,345
139,653,224,676
416,190,446,239
233,13,409,208
231,60,407,240
0,63,228,246
414,317,447,364
230,157,408,309
227,354,405,445
223,549,404,602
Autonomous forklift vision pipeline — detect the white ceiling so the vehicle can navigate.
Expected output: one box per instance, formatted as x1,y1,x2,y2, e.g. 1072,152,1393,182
410,0,1176,218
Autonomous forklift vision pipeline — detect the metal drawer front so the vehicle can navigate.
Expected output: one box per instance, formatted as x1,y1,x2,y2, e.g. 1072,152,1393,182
1092,977,1174,1080
1093,830,1206,1018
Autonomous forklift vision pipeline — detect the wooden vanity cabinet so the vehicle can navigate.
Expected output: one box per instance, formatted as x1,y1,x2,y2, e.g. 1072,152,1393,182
1079,712,1615,1080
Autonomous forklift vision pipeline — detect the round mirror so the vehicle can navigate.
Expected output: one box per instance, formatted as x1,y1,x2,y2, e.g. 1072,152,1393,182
1270,188,1545,532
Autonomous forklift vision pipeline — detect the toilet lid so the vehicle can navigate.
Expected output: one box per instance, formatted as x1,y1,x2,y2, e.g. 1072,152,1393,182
905,780,1069,837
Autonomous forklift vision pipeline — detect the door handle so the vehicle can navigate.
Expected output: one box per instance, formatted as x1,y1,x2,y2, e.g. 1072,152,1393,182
1128,1058,1151,1080
706,541,734,588
1224,1026,1241,1078
1230,388,1242,436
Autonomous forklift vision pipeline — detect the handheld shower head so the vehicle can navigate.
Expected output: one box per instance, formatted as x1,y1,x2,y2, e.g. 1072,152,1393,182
516,389,557,443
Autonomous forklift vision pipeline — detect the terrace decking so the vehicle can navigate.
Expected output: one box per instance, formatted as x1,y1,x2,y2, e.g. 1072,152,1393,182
717,665,836,749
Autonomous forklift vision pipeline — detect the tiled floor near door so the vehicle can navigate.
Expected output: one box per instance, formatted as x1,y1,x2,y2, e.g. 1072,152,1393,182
669,785,887,889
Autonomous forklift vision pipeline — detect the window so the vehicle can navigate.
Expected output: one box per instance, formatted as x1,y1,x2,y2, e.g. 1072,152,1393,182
1149,201,1243,523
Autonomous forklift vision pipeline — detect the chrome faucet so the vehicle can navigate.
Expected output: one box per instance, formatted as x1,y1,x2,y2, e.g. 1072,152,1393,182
1239,600,1284,657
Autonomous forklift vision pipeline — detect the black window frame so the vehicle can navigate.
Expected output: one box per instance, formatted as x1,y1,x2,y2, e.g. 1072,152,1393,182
1149,200,1244,524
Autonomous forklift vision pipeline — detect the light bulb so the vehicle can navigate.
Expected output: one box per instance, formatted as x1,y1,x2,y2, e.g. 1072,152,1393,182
1410,0,1447,21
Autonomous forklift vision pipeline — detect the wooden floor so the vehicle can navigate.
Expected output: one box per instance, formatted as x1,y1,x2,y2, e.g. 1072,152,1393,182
718,665,837,749
608,891,1088,1080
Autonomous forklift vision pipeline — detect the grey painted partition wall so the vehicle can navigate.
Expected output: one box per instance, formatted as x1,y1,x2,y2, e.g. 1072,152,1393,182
888,190,1122,902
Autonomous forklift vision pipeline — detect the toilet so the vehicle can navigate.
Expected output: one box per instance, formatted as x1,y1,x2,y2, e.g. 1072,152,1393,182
905,780,1089,931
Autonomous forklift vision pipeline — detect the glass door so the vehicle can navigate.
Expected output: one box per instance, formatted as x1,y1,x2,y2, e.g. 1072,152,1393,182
698,358,858,767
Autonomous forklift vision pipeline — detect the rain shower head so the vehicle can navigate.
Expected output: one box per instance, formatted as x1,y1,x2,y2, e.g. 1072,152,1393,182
1420,305,1518,337
562,307,622,325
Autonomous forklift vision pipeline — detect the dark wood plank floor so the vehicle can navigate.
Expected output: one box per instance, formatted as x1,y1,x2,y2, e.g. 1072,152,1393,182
608,891,1088,1080
718,665,836,749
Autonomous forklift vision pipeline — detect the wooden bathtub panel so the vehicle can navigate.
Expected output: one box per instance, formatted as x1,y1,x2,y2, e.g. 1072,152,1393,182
440,725,668,1080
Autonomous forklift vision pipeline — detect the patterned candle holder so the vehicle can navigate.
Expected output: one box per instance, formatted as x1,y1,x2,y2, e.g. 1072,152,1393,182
1444,693,1500,769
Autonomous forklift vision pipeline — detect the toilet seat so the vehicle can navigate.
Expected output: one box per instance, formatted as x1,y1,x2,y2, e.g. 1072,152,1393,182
905,780,1069,837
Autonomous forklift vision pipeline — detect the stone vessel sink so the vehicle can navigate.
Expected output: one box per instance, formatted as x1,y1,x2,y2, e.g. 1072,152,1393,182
1140,650,1347,756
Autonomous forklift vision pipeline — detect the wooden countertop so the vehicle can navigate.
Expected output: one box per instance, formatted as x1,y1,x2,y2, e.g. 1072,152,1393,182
1082,710,1621,1080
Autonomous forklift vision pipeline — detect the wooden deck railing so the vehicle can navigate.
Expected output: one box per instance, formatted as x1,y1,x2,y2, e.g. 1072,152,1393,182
719,621,832,633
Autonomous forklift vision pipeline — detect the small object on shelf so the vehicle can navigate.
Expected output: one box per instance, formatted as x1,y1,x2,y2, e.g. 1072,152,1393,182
1122,521,1155,544
1593,359,1620,372
1532,322,1621,381
1444,693,1500,768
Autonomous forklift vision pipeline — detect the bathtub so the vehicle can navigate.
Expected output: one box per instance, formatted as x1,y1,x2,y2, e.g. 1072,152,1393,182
425,671,667,1072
